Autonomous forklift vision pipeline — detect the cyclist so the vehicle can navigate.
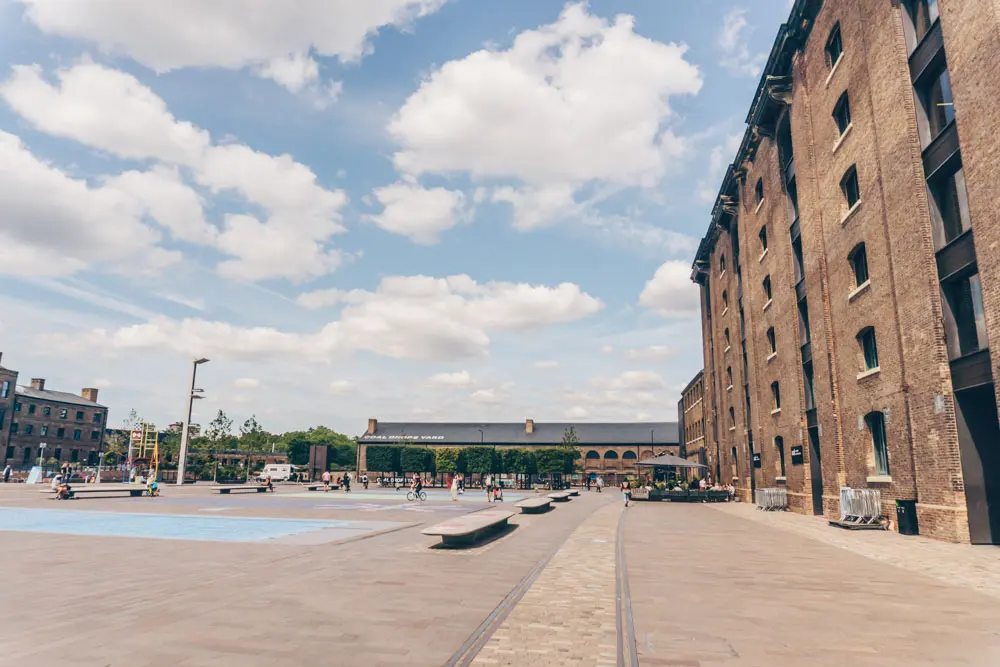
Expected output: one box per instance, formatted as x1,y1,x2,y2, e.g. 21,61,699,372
410,474,424,497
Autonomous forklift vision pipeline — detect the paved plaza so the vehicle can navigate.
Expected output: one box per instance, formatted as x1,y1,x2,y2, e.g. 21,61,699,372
0,484,998,666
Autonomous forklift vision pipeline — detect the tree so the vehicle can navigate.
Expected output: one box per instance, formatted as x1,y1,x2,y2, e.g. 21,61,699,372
561,426,580,446
366,446,399,473
277,426,356,467
401,447,434,473
535,448,566,475
205,410,234,452
463,447,495,475
239,415,269,482
435,448,460,475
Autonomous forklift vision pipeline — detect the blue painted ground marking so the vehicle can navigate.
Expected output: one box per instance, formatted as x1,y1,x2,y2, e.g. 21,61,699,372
0,507,362,543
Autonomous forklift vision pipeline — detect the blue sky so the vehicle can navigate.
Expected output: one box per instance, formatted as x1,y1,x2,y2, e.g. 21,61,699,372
0,0,791,434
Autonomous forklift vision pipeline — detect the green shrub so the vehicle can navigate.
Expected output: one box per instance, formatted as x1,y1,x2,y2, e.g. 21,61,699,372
366,446,400,472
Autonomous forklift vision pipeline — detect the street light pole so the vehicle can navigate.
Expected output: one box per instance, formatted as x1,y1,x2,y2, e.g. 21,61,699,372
176,357,209,485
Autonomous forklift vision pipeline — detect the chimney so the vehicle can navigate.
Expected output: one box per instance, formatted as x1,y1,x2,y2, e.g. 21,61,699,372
367,418,377,435
81,388,99,402
31,378,45,391
525,418,534,434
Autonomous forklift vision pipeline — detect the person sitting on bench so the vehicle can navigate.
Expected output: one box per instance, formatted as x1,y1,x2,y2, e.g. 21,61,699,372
55,479,74,500
146,479,160,497
263,475,274,492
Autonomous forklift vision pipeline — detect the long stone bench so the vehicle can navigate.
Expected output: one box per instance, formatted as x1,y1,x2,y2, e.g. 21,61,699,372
515,497,552,514
302,483,341,491
42,484,147,498
568,489,580,496
422,509,515,547
212,485,271,494
547,491,573,502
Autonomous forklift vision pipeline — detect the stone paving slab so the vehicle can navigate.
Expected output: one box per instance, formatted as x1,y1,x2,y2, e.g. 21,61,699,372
471,502,622,666
625,503,1000,667
709,502,1000,600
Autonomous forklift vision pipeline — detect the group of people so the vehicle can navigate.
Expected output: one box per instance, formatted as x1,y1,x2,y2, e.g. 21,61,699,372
320,470,364,492
585,476,606,492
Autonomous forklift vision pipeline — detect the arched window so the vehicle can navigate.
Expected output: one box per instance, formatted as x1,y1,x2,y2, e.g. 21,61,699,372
865,411,890,476
585,450,600,459
720,254,727,274
825,22,843,69
763,275,772,301
755,178,764,206
722,290,729,310
842,165,861,209
724,328,731,348
604,450,619,460
766,327,777,354
729,407,736,428
622,451,637,460
858,327,879,371
774,436,786,477
726,366,733,388
849,243,869,288
833,91,852,136
771,381,781,410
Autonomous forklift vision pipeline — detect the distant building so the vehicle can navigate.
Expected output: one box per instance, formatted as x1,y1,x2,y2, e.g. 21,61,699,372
168,421,201,437
678,371,708,478
0,353,18,461
4,377,108,468
356,418,679,485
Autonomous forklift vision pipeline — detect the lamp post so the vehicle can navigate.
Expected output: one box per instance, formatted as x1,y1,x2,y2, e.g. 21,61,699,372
38,442,47,469
97,452,105,484
176,357,209,485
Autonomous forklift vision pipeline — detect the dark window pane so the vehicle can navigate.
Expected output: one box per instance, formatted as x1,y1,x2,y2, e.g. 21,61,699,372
860,329,879,369
842,167,860,207
833,93,852,134
851,244,869,286
798,299,811,345
826,24,843,67
776,436,786,477
803,362,817,411
942,273,989,359
867,412,890,476
928,168,971,250
792,236,804,284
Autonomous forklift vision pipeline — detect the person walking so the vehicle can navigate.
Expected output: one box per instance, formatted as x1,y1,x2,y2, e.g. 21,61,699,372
596,476,604,493
450,474,459,501
321,469,332,492
586,476,591,491
622,479,632,508
362,473,369,490
343,471,351,493
3,464,11,483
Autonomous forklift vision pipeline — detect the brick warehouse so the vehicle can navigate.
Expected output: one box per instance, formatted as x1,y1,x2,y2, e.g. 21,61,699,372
677,370,709,473
691,0,1000,544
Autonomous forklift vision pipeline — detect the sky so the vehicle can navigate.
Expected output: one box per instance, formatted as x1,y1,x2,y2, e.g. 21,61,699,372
0,0,794,435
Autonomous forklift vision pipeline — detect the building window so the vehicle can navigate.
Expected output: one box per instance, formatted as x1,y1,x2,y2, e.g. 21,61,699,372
73,429,81,441
93,413,102,424
858,327,880,370
43,407,51,417
927,167,971,251
803,362,817,412
775,436,786,477
941,272,989,360
40,425,48,436
792,236,804,284
722,290,729,310
758,226,768,253
915,68,955,148
90,430,100,441
0,380,8,398
755,178,764,206
866,411,890,476
842,166,860,209
724,328,731,347
729,407,736,428
4,445,12,460
720,254,727,274
22,447,30,464
24,424,32,435
59,409,67,419
825,22,843,68
75,411,84,421
849,243,869,287
71,450,79,463
56,427,65,439
771,382,781,410
14,402,21,412
726,367,734,388
0,408,4,430
27,404,35,415
903,0,940,50
798,299,811,346
53,448,61,461
833,91,852,136
763,275,772,302
766,327,777,354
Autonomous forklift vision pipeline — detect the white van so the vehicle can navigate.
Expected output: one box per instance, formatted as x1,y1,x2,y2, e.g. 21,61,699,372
256,464,296,482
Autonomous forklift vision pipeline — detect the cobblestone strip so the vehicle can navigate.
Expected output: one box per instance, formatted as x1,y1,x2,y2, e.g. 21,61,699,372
471,502,622,667
709,502,1000,599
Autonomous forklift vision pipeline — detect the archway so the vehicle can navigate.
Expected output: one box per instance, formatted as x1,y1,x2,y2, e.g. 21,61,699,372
603,450,619,459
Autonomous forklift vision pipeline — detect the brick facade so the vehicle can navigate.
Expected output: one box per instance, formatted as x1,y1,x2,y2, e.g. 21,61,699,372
678,370,707,474
691,0,1000,544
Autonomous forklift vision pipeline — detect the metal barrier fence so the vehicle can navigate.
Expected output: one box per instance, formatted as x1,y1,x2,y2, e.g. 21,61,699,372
839,487,882,524
756,487,788,511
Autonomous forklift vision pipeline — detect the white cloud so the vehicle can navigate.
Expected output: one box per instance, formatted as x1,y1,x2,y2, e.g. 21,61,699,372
234,377,260,389
627,345,676,361
718,9,767,78
0,131,179,277
602,345,615,354
534,360,559,369
426,370,472,387
369,182,468,244
565,406,588,418
697,132,742,203
592,370,666,391
92,378,112,389
470,388,503,404
329,380,354,395
17,0,448,94
0,62,348,282
639,260,700,318
387,2,702,229
48,274,602,363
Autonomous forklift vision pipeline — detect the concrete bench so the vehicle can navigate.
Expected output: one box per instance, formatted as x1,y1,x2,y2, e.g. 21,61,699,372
547,491,572,502
515,497,552,514
422,509,515,547
212,485,271,494
42,484,147,498
302,483,341,491
568,489,580,496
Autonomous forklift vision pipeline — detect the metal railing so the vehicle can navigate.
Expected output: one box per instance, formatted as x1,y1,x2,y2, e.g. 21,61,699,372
756,487,788,511
839,487,882,524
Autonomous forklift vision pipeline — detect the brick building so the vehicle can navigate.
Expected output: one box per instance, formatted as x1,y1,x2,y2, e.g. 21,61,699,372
3,378,108,469
357,418,679,485
678,371,709,473
0,354,18,461
691,0,999,544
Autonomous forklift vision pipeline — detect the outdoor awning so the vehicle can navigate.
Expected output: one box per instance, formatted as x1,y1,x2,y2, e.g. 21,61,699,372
636,453,707,468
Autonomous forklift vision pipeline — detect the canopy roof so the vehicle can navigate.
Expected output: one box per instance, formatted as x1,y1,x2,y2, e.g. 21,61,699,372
636,452,707,468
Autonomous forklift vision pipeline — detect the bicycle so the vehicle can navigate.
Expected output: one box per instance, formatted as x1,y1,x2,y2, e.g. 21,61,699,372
406,489,427,501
